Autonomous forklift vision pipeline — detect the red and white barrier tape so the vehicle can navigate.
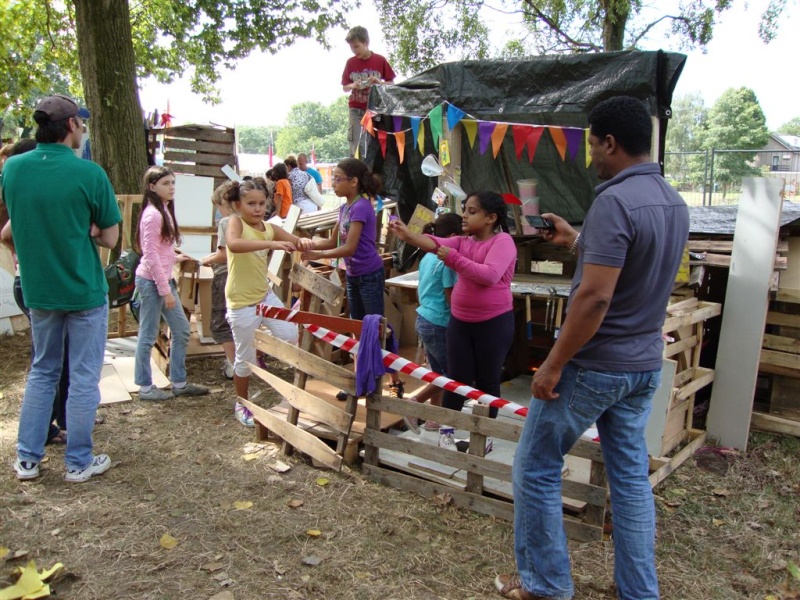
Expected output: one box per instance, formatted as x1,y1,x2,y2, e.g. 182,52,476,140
259,306,528,418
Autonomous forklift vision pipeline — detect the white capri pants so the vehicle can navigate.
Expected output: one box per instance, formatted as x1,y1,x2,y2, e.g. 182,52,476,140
227,289,298,378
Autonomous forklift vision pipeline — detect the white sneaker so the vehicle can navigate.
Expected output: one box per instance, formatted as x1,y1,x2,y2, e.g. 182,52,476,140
438,427,457,451
14,459,40,480
64,454,112,483
234,402,255,428
222,361,234,380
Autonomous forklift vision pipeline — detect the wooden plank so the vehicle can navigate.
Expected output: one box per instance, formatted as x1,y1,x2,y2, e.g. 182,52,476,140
763,333,800,354
365,429,513,481
776,288,800,304
291,263,345,307
369,395,523,441
163,162,224,178
688,240,788,253
750,411,800,437
766,311,800,328
689,254,786,269
165,138,236,155
247,362,353,434
466,403,491,494
163,126,235,144
242,399,343,470
363,462,516,521
163,150,231,167
674,367,715,401
759,349,800,376
664,336,698,359
266,205,301,288
666,297,699,314
707,178,783,451
254,331,355,391
649,430,707,486
99,364,132,405
646,359,677,457
662,302,722,332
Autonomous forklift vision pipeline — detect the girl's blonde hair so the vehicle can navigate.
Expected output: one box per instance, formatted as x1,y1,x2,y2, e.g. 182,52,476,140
212,181,233,206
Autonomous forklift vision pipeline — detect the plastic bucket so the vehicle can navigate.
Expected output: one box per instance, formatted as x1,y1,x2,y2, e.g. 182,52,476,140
517,179,537,198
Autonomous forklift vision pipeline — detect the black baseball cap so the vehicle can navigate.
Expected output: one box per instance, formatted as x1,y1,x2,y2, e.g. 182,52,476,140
34,94,91,121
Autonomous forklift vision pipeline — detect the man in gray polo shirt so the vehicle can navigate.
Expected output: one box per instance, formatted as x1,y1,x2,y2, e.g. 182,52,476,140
496,97,689,600
1,94,121,484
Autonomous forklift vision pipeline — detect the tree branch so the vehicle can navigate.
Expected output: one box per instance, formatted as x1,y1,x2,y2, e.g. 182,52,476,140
627,14,679,48
521,0,601,51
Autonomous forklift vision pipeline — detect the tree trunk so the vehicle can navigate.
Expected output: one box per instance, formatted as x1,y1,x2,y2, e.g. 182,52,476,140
73,0,147,194
600,0,629,51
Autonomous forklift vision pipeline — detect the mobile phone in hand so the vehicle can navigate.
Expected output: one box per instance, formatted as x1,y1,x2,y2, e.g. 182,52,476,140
525,215,555,230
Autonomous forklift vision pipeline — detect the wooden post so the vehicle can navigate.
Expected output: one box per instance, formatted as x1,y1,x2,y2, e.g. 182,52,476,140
465,403,490,494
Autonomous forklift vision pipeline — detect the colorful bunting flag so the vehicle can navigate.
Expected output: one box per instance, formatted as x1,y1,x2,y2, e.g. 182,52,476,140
525,127,545,164
512,125,532,160
585,129,592,167
417,124,425,155
393,116,403,133
478,121,495,155
361,111,374,137
377,130,388,157
564,128,584,161
428,104,443,150
410,117,421,150
447,104,466,130
396,131,406,164
491,123,509,158
462,120,478,149
549,127,567,161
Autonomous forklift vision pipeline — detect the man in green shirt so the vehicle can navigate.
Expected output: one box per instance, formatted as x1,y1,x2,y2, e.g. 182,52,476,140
1,94,122,483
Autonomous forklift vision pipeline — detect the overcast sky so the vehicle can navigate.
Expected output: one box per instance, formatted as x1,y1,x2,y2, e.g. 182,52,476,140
138,0,797,132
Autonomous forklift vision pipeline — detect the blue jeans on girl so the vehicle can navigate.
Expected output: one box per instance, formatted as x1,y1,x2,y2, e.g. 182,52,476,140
134,276,191,386
346,267,385,320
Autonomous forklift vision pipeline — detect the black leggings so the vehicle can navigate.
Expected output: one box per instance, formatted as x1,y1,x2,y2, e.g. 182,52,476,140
442,310,515,419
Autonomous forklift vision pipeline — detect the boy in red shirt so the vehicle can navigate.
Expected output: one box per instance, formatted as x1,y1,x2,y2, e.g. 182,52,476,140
341,26,396,157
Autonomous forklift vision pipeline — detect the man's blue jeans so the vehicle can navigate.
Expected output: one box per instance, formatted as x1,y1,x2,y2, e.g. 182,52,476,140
513,362,661,600
17,303,108,471
134,277,191,386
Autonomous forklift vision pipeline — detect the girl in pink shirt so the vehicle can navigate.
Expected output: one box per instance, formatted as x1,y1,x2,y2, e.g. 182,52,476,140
389,191,517,448
133,166,209,401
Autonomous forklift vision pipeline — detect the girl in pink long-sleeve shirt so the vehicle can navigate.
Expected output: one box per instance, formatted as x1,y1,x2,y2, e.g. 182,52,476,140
389,191,517,449
133,166,209,401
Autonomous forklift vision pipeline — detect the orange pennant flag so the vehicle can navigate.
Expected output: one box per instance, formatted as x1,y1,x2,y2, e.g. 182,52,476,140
584,129,592,167
491,123,509,158
395,131,406,164
377,130,387,157
525,127,545,164
549,127,567,161
512,125,532,160
462,120,478,149
361,112,375,137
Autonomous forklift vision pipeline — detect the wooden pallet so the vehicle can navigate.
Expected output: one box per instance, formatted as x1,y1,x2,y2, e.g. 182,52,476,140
148,124,237,189
660,298,721,455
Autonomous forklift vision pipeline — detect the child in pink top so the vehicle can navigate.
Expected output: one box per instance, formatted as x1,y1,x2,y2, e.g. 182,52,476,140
389,192,517,448
134,166,209,401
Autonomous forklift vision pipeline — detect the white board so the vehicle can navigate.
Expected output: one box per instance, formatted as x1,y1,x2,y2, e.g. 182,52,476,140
174,174,215,259
706,178,783,450
645,359,677,457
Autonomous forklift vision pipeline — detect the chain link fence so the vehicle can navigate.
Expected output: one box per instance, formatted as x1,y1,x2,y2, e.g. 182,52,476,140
664,149,800,206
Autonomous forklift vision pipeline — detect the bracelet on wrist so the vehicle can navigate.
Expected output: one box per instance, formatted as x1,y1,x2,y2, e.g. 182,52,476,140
569,233,581,255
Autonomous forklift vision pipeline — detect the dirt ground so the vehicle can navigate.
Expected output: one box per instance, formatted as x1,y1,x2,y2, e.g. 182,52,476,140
1,329,798,600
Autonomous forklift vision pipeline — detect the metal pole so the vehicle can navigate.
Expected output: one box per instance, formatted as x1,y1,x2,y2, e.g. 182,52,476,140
702,149,709,206
708,149,716,206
